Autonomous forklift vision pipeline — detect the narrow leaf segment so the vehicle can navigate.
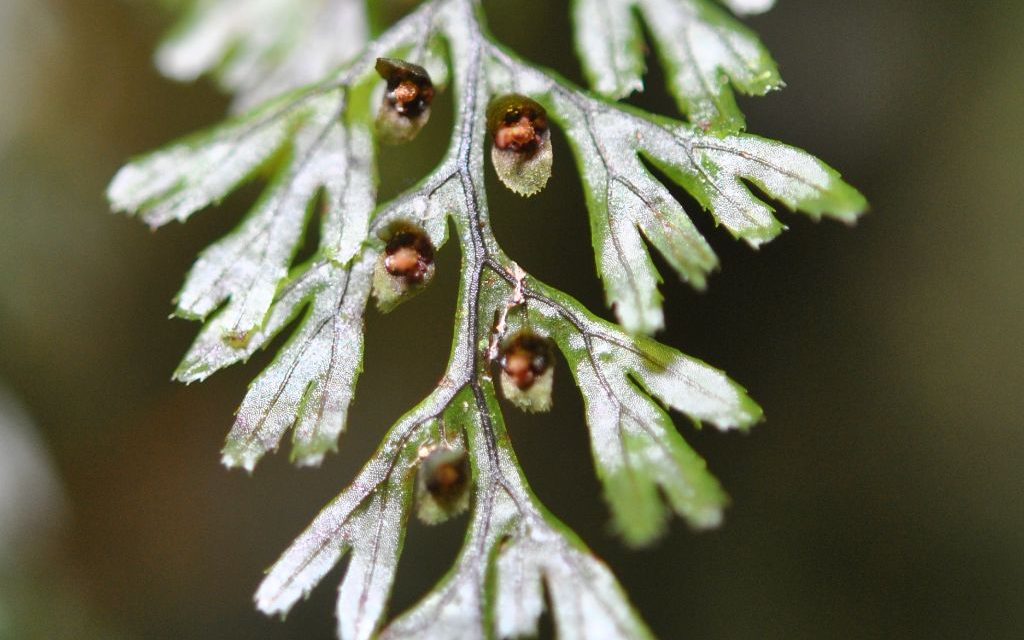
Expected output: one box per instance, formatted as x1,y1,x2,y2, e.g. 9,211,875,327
574,0,783,133
157,0,370,111
110,0,866,638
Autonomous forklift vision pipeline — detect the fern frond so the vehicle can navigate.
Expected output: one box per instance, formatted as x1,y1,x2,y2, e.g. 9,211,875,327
109,0,866,637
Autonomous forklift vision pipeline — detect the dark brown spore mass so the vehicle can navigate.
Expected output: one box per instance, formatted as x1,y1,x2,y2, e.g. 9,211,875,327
500,333,553,390
384,230,435,283
376,57,435,119
423,450,469,504
488,95,549,155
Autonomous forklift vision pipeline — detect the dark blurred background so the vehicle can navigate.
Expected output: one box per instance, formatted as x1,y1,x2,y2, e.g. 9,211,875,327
1,0,1022,638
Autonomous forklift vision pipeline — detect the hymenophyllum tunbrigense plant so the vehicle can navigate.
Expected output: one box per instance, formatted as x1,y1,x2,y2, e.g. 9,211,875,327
108,0,867,637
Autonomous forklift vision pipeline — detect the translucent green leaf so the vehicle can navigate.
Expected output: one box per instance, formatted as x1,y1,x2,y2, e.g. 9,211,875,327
174,259,340,382
504,64,864,333
640,0,782,132
553,105,719,334
107,94,299,228
641,123,870,245
108,6,449,472
259,478,409,640
381,386,652,640
572,0,646,99
110,0,869,637
522,282,761,544
491,139,554,197
573,0,782,133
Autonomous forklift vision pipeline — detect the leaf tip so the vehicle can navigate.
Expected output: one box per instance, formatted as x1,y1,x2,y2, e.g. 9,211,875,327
290,440,335,468
724,387,764,432
172,364,205,385
221,446,259,473
614,301,665,336
254,583,293,620
723,0,777,16
687,505,726,532
605,478,668,547
105,165,139,213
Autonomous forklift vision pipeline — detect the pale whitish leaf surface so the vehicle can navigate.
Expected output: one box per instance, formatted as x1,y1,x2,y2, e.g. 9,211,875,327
107,94,297,228
491,138,554,197
256,389,465,640
157,0,369,111
109,0,452,473
218,256,372,470
171,255,373,470
639,124,869,242
111,0,868,637
108,89,376,340
255,413,424,640
517,282,760,544
171,141,457,471
376,392,509,640
380,387,652,640
719,0,775,15
552,104,718,334
387,484,651,640
572,0,646,99
573,0,781,133
493,521,654,640
491,53,866,334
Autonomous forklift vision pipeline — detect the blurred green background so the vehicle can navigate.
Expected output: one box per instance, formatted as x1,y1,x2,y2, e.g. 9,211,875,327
1,0,1022,638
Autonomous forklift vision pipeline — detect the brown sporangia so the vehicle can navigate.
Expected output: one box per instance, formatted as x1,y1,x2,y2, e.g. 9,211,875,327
486,94,553,196
416,447,471,524
498,332,555,412
500,333,552,390
489,95,549,154
375,57,435,144
384,229,435,283
372,224,436,312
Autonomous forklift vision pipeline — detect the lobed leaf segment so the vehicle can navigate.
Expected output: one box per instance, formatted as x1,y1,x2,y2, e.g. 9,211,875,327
109,0,865,638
